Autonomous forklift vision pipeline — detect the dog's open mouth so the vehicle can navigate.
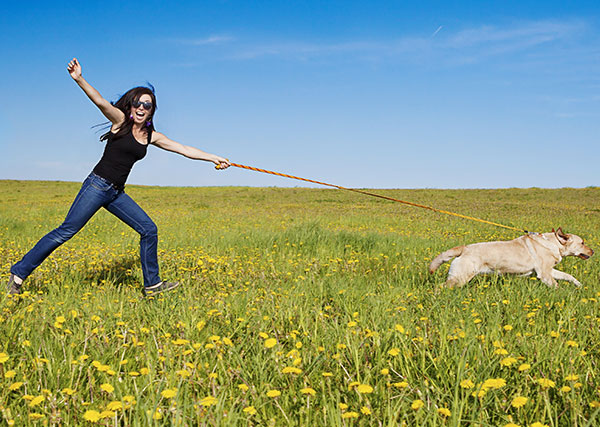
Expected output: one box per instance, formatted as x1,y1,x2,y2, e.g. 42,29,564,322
578,253,590,260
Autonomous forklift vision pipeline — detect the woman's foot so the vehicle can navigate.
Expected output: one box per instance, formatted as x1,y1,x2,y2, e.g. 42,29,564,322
143,281,180,297
7,274,24,295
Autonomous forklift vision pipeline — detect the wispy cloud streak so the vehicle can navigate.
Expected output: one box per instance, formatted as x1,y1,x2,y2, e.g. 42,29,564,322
173,20,591,65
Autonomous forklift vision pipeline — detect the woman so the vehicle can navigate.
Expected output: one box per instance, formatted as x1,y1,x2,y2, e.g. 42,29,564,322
7,58,230,297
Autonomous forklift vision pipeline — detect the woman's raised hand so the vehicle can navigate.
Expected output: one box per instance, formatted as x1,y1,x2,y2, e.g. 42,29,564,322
67,58,82,80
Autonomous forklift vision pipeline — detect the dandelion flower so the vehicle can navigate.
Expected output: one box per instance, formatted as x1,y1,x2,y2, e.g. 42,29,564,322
199,396,218,407
511,396,528,408
564,374,579,381
388,348,400,357
100,384,114,393
392,381,409,389
28,396,44,407
161,388,177,399
0,353,9,363
411,399,424,410
518,363,531,372
356,384,373,394
460,379,475,389
83,410,102,422
538,378,555,389
500,357,517,367
341,412,359,419
300,387,316,396
282,366,302,374
264,338,277,348
266,390,281,398
243,406,257,415
9,382,24,391
361,406,371,415
438,408,451,417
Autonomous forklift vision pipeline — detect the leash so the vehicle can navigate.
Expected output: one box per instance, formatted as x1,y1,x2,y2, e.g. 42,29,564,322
217,162,529,234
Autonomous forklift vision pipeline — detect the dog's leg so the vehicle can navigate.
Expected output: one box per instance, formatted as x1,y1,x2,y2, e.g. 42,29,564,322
551,269,582,287
536,268,558,288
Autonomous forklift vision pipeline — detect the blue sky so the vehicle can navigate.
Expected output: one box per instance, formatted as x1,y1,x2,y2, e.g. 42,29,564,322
1,1,599,188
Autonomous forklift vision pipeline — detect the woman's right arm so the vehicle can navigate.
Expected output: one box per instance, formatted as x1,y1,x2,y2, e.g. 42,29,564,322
67,58,125,126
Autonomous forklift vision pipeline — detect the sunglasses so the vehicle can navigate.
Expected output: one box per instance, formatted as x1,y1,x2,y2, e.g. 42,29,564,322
132,100,153,110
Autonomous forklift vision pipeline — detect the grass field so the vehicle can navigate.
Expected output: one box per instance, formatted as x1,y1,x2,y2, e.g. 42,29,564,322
1,180,599,426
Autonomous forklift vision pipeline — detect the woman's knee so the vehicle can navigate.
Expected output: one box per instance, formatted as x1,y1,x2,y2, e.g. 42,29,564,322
140,220,158,237
49,224,78,243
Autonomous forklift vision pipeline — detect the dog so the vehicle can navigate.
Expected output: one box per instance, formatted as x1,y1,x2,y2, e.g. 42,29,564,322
429,228,593,288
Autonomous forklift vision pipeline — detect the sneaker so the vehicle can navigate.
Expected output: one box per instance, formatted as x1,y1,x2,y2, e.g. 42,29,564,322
143,281,180,297
7,274,23,295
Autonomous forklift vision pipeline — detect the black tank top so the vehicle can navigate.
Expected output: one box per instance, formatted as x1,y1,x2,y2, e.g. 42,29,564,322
93,129,150,190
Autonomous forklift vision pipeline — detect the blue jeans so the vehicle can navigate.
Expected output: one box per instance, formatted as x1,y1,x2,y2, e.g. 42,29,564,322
11,172,161,288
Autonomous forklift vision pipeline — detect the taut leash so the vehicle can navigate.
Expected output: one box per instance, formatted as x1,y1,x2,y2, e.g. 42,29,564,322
217,162,530,234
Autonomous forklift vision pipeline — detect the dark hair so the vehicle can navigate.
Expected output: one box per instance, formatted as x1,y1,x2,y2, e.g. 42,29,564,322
98,84,157,142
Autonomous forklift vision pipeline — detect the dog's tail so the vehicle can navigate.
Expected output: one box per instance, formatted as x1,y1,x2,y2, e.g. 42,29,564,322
429,246,465,273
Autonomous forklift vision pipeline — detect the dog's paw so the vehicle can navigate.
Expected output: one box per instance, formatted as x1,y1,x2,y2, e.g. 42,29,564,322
574,280,582,287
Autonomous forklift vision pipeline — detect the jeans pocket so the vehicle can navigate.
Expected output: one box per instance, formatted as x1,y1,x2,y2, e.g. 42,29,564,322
89,175,114,192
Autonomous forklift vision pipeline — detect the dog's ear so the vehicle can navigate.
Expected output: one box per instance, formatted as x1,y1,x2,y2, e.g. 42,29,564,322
555,227,569,245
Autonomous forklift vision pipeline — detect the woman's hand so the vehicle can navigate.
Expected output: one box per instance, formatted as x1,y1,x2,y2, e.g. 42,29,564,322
67,58,82,81
213,156,231,170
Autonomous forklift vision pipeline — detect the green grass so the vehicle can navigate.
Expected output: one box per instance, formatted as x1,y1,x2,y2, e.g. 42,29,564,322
0,180,599,426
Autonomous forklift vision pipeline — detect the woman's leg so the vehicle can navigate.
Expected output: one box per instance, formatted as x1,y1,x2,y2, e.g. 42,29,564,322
11,174,115,281
104,192,161,288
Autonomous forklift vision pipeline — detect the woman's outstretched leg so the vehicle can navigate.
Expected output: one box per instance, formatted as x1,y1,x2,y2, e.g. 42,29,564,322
9,174,115,293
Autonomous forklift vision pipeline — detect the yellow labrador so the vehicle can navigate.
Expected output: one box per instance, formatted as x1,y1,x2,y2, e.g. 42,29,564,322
429,228,593,288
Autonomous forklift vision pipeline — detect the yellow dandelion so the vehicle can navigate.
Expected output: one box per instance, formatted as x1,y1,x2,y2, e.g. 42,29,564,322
28,396,44,407
438,407,451,417
500,357,517,367
460,379,475,389
9,382,24,391
560,386,571,393
83,410,102,422
566,340,578,348
264,338,277,348
564,374,579,381
300,387,316,396
411,399,424,410
380,368,389,375
388,348,400,357
266,389,281,398
538,378,555,389
511,396,528,408
4,370,16,379
530,423,549,427
238,383,249,391
161,388,177,399
392,381,409,389
341,412,359,419
282,366,302,374
106,401,123,411
199,396,218,407
518,363,531,371
356,384,374,394
361,406,372,415
0,353,9,363
322,372,333,377
243,406,257,415
482,378,506,389
100,384,114,393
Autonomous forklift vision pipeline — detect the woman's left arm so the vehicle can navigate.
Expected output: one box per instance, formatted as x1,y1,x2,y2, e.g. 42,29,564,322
152,132,231,168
